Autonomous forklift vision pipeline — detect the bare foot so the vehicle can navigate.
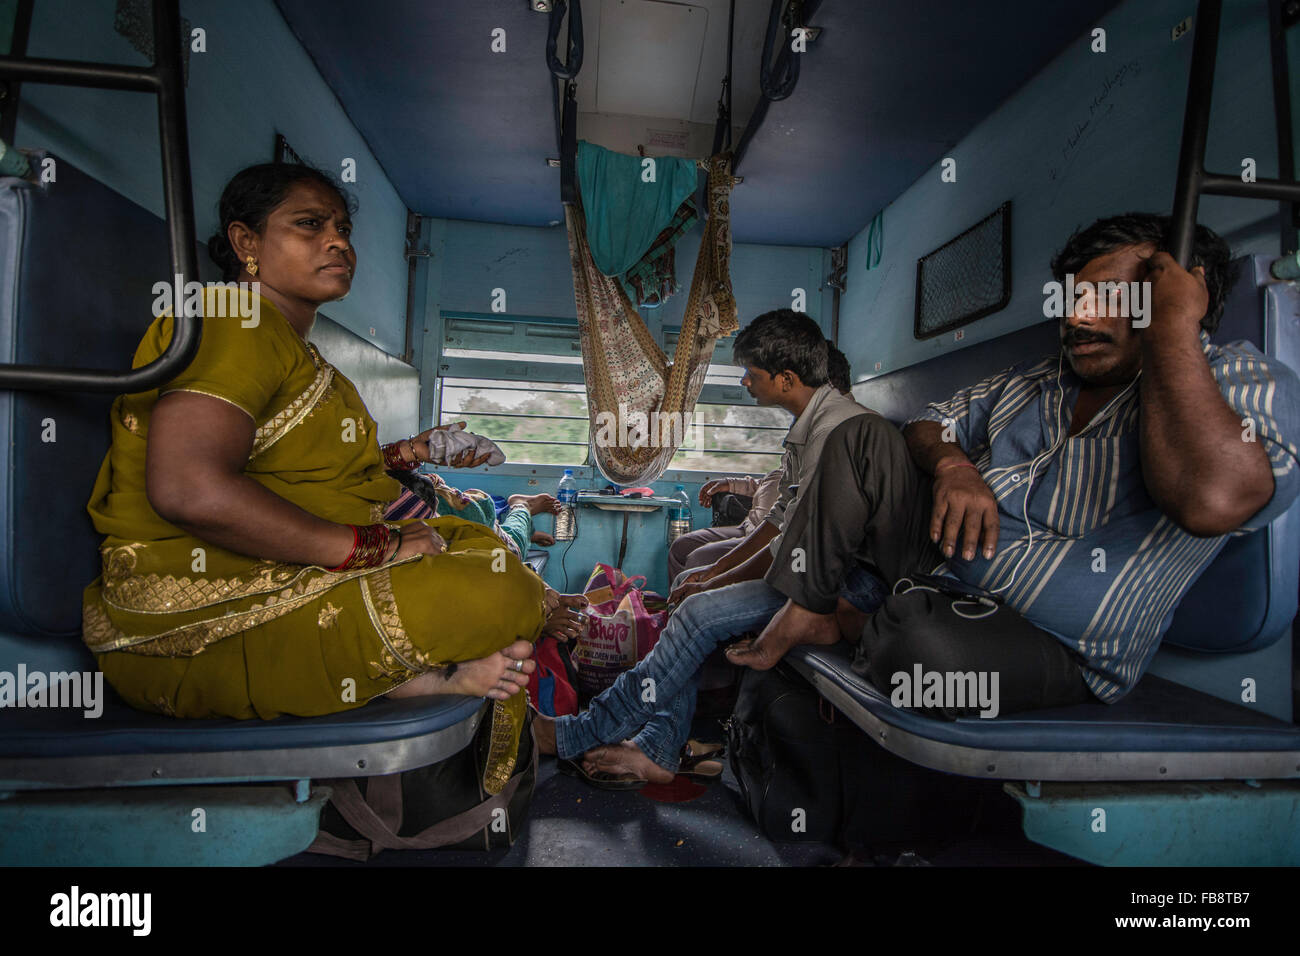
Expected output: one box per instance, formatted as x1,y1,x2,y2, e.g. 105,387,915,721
725,599,840,670
385,640,536,701
581,741,675,784
835,597,871,642
508,493,560,517
533,712,557,755
531,530,555,546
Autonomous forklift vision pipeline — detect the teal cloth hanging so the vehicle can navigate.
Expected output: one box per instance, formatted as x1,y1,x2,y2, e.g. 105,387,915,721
577,140,699,277
864,209,884,271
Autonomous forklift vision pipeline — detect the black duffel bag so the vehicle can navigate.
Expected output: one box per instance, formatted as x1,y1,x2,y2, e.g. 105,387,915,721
308,707,537,859
727,663,845,843
727,664,995,848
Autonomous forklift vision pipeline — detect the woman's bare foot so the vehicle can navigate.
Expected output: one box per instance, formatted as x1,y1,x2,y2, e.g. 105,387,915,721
508,493,561,517
533,712,557,755
385,640,536,701
581,741,675,784
531,530,556,546
726,599,841,670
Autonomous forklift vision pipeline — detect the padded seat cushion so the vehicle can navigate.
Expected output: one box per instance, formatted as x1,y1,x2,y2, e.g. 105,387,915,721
0,682,484,759
789,642,1300,752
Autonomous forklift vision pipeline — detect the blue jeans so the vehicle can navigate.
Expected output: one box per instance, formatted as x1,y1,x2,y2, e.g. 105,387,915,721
554,566,885,773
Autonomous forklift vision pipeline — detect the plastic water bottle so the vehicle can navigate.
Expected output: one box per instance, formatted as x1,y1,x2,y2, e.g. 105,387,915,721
554,469,578,541
666,484,693,545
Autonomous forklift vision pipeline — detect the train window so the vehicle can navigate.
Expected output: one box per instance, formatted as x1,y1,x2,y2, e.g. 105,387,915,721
669,396,786,473
438,313,786,472
662,328,785,473
437,312,589,465
438,376,589,466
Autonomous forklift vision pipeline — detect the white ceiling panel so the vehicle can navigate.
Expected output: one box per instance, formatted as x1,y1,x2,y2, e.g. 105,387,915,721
595,0,710,120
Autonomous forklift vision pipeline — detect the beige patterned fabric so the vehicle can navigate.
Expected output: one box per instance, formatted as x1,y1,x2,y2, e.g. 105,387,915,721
565,155,738,485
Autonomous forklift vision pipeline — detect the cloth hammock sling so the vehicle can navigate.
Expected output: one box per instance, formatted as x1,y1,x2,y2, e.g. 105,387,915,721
565,154,738,486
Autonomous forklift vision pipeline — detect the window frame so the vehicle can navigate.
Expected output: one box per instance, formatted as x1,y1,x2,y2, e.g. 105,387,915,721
434,311,786,480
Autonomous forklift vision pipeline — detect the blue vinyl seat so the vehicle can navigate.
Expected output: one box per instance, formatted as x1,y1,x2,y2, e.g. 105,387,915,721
0,157,485,795
797,254,1300,783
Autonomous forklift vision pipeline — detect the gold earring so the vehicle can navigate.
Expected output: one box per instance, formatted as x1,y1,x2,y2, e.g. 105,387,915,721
245,256,259,276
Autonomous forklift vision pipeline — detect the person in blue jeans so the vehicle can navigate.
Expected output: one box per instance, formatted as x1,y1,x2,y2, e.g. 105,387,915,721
533,310,875,785
534,567,884,785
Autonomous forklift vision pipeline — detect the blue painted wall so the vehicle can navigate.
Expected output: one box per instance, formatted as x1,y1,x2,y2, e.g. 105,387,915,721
13,0,411,357
840,0,1283,385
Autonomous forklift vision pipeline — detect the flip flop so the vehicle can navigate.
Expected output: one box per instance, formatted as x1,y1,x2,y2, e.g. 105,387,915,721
678,752,724,782
557,758,647,791
686,738,725,759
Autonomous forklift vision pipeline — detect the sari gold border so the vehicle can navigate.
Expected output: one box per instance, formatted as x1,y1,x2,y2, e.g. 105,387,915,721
483,697,520,795
84,554,423,655
159,387,257,421
250,361,335,459
359,568,422,678
103,555,325,615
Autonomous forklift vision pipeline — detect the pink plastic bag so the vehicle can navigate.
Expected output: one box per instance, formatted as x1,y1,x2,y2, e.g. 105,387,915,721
570,564,669,701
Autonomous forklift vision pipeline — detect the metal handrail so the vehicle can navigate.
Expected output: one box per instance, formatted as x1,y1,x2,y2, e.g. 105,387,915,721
1169,0,1300,265
0,0,200,393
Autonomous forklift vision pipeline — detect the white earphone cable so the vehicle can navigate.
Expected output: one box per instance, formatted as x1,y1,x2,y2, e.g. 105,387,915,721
987,352,1140,595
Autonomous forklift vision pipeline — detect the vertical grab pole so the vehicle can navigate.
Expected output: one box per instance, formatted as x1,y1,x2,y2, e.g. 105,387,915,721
1168,0,1224,267
1267,0,1298,252
151,0,201,337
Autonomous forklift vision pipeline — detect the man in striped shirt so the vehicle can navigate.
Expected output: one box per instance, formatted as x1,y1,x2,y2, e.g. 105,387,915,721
730,214,1300,712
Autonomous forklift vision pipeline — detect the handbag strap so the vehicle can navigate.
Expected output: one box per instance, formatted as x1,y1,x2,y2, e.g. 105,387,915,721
315,720,538,857
305,828,372,862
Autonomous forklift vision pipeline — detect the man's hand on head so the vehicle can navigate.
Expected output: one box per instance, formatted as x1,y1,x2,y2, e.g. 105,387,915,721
1142,252,1209,339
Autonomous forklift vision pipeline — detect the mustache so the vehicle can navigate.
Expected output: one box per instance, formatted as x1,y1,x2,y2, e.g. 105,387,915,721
1062,328,1113,347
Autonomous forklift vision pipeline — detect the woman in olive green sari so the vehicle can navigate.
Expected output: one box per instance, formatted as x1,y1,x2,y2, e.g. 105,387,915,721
83,164,543,791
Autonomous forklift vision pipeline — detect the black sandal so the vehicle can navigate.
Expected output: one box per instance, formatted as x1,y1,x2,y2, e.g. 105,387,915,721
557,758,648,791
686,738,725,759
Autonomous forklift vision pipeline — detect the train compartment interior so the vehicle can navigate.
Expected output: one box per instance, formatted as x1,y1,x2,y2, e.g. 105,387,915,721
0,0,1297,876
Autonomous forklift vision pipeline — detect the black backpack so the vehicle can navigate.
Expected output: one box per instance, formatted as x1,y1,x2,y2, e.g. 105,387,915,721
710,492,753,528
727,664,996,848
726,663,845,842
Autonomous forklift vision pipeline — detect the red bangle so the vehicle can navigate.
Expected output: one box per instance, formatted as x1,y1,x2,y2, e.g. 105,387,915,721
328,524,395,571
382,440,419,472
329,525,361,571
935,459,980,476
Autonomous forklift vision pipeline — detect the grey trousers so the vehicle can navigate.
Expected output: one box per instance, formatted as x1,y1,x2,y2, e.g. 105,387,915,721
764,414,1092,717
668,524,745,582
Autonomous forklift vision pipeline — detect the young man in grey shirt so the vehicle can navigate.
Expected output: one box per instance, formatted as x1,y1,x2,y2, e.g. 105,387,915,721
535,311,882,786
